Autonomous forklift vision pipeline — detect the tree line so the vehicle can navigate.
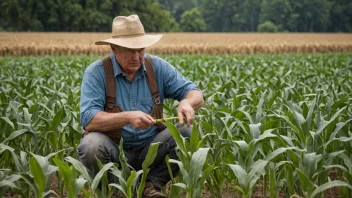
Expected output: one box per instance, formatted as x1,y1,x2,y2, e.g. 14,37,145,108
0,0,351,32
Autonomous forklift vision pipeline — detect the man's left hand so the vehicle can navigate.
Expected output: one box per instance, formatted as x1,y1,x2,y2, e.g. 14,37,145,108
177,99,194,127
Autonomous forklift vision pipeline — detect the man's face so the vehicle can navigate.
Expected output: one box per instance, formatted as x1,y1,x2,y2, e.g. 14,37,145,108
112,45,145,75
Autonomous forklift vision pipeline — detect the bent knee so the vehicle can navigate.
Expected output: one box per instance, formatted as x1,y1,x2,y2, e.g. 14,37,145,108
78,132,115,159
79,132,108,148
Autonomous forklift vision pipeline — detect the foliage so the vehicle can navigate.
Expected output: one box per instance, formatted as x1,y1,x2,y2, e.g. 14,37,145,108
180,8,206,32
0,0,178,32
260,0,291,31
0,0,351,32
258,21,278,32
0,53,352,197
163,0,352,32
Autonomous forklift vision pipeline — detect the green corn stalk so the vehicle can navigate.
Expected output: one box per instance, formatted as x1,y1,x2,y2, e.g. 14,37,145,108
109,169,143,198
165,121,212,198
1,52,352,197
154,115,207,123
136,143,160,198
109,138,142,198
267,161,294,198
53,157,86,198
310,180,352,198
204,138,229,198
108,166,127,196
336,153,352,197
0,144,28,173
227,160,268,198
0,146,64,198
169,149,212,198
20,154,59,198
268,162,277,198
68,158,123,198
295,151,346,197
154,116,179,123
65,156,92,197
94,158,115,198
118,138,131,180
0,170,21,197
227,147,300,198
285,163,296,196
109,140,160,198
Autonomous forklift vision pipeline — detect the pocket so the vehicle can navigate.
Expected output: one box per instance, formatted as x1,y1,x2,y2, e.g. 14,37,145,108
139,97,155,114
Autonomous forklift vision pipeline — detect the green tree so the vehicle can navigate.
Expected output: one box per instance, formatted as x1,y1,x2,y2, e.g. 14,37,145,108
110,0,180,32
0,0,178,32
180,8,206,32
1,0,21,31
288,0,332,32
257,21,278,32
137,1,180,32
201,0,241,32
1,0,352,32
241,0,262,31
328,0,352,32
154,0,200,22
1,0,44,31
63,2,84,32
200,0,262,32
79,0,111,32
260,0,292,31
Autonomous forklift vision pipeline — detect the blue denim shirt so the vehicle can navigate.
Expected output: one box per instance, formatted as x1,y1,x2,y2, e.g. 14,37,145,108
80,53,200,150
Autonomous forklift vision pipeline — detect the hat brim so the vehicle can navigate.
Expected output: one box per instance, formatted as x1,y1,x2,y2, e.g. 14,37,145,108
95,34,162,49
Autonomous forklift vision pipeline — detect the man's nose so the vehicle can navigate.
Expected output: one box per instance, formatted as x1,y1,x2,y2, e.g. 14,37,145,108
132,51,139,60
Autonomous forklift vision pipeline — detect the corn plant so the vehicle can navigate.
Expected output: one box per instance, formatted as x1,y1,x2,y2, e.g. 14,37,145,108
337,153,352,197
108,138,136,197
17,151,64,198
0,169,21,197
53,157,86,198
165,121,214,198
1,54,351,196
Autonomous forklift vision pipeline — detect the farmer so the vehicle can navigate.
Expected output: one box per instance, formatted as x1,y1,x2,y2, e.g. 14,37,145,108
78,15,204,197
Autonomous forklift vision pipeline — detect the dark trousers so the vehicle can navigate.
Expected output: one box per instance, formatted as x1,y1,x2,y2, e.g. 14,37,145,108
77,124,191,187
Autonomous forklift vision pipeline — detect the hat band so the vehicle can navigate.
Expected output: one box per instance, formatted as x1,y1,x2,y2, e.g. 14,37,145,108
112,33,145,38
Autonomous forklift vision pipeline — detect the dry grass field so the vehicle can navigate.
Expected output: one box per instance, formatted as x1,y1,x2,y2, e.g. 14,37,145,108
1,32,352,55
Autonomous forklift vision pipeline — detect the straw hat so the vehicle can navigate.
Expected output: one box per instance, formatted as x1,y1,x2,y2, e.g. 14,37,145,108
95,15,162,49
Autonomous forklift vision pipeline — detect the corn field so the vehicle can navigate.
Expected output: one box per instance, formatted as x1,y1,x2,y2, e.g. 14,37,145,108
0,53,352,198
1,33,352,55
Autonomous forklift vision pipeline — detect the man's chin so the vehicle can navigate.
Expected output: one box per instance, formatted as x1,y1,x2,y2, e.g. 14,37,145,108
130,64,141,68
125,65,141,73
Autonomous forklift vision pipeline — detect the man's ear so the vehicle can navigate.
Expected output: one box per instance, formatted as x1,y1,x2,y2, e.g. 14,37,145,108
110,44,118,53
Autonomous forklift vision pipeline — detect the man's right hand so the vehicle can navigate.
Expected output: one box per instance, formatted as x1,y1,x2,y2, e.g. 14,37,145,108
127,111,156,129
85,111,155,132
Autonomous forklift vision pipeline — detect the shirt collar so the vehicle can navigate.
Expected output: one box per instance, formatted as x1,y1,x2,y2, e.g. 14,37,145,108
109,53,147,77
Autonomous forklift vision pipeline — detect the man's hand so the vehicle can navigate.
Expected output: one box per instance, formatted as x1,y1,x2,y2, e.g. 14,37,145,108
177,99,194,127
127,111,156,129
177,90,204,127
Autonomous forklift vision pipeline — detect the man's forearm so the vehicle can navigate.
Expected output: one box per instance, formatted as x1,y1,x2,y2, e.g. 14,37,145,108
185,90,204,110
84,111,130,132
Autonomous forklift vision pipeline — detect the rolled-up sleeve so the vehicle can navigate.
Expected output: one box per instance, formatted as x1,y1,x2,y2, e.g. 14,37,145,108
80,63,106,128
161,60,201,101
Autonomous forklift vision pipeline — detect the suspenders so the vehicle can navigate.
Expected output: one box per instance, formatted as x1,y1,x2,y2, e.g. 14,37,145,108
91,56,166,142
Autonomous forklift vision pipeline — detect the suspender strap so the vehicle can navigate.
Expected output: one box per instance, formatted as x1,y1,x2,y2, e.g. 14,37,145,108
102,56,116,109
85,56,165,142
144,57,161,104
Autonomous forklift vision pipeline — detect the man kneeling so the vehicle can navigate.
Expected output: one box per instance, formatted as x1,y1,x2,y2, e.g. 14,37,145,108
78,14,204,197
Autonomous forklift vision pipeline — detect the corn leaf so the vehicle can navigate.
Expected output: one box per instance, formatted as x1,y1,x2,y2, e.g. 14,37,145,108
29,157,45,198
310,180,352,198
